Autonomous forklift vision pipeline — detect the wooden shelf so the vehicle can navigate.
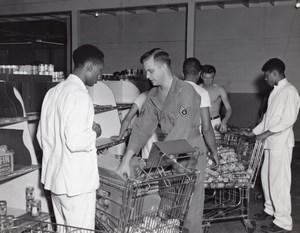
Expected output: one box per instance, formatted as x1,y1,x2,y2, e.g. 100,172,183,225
94,104,117,114
116,103,132,111
0,112,39,126
11,212,50,233
0,164,40,183
96,137,128,153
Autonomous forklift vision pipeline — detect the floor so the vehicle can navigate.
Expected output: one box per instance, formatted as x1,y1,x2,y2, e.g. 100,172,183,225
205,142,300,233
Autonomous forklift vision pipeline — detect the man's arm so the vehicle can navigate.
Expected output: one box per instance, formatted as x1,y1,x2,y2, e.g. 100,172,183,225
219,86,232,132
200,107,219,166
111,104,139,141
118,98,158,178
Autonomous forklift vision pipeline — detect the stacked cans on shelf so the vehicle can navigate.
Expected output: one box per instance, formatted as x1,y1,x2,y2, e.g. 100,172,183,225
0,200,15,231
26,186,41,217
0,64,65,82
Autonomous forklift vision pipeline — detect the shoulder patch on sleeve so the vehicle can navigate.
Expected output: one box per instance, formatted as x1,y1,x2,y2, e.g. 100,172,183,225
179,105,191,117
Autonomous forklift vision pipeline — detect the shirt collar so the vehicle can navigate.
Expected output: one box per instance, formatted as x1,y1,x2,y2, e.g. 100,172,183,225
68,74,88,92
274,78,287,89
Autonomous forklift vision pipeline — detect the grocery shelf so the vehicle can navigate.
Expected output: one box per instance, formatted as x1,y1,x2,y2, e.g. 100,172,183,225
0,112,39,126
96,137,128,153
94,104,117,114
116,103,132,111
0,164,40,183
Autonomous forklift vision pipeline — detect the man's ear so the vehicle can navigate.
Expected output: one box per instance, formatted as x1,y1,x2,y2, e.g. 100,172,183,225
85,61,94,72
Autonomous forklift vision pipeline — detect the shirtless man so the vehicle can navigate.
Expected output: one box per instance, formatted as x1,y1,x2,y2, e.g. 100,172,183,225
200,65,232,136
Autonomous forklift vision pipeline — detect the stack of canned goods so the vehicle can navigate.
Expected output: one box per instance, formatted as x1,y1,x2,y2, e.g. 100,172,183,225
26,186,41,217
0,64,65,82
0,200,15,231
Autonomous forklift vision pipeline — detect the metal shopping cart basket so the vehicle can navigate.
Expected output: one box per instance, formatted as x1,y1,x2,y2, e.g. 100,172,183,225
5,218,105,233
203,127,264,233
96,140,199,233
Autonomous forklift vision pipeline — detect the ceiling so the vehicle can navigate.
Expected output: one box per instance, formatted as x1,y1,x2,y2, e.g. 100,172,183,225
0,0,295,46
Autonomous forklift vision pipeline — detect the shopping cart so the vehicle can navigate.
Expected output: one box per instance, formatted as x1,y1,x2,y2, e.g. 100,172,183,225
203,127,264,233
96,140,199,233
96,170,197,233
6,218,104,233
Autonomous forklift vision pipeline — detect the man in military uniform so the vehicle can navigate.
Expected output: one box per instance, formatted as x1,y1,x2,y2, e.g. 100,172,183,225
118,48,206,233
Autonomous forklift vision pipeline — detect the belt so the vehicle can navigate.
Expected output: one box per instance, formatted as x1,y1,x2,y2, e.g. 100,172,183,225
211,115,220,120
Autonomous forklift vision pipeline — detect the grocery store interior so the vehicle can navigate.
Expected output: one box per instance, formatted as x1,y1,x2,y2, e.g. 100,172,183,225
0,0,299,232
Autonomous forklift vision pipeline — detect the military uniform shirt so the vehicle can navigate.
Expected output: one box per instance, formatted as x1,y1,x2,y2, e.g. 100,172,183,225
128,76,201,154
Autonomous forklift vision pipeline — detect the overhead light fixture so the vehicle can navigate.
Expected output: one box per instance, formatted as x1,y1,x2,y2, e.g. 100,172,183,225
296,0,300,8
95,11,99,17
35,39,64,46
0,41,32,45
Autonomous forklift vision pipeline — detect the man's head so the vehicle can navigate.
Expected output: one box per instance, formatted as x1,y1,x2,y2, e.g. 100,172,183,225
73,44,104,86
201,65,216,86
183,57,202,82
262,58,285,87
140,48,171,86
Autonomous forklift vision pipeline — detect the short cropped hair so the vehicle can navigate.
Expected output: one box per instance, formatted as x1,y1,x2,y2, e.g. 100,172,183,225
73,44,104,68
262,58,285,74
202,64,216,74
183,58,202,76
140,48,171,67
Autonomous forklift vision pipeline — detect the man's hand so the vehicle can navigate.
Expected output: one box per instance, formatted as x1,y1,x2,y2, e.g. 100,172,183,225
92,121,102,137
240,128,254,137
219,123,227,133
211,152,220,168
256,130,274,141
117,159,131,179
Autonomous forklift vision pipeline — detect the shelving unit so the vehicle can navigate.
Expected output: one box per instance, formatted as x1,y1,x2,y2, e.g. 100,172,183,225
0,113,39,126
0,81,49,219
0,164,40,182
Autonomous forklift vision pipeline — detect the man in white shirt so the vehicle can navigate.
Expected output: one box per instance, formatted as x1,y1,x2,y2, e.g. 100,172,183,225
241,58,300,233
37,44,103,230
182,57,219,233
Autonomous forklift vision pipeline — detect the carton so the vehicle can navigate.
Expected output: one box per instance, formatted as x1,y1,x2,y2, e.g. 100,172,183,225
0,151,14,176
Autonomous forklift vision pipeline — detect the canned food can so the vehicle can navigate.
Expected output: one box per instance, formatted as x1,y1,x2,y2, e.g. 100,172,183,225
26,186,35,200
26,199,33,213
38,64,45,72
31,199,41,217
0,200,7,216
5,215,14,229
49,64,54,72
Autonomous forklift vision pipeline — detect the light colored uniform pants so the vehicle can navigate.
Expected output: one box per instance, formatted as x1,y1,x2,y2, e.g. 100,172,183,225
262,148,293,231
51,191,96,231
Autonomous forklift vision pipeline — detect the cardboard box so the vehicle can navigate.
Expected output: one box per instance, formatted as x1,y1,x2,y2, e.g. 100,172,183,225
0,150,14,176
144,139,196,172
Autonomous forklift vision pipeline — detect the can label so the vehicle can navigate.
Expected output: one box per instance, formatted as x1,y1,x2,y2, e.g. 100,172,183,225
0,201,7,216
26,186,34,200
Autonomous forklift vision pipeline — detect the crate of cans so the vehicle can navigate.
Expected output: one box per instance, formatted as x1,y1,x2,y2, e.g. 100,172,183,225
205,126,264,188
